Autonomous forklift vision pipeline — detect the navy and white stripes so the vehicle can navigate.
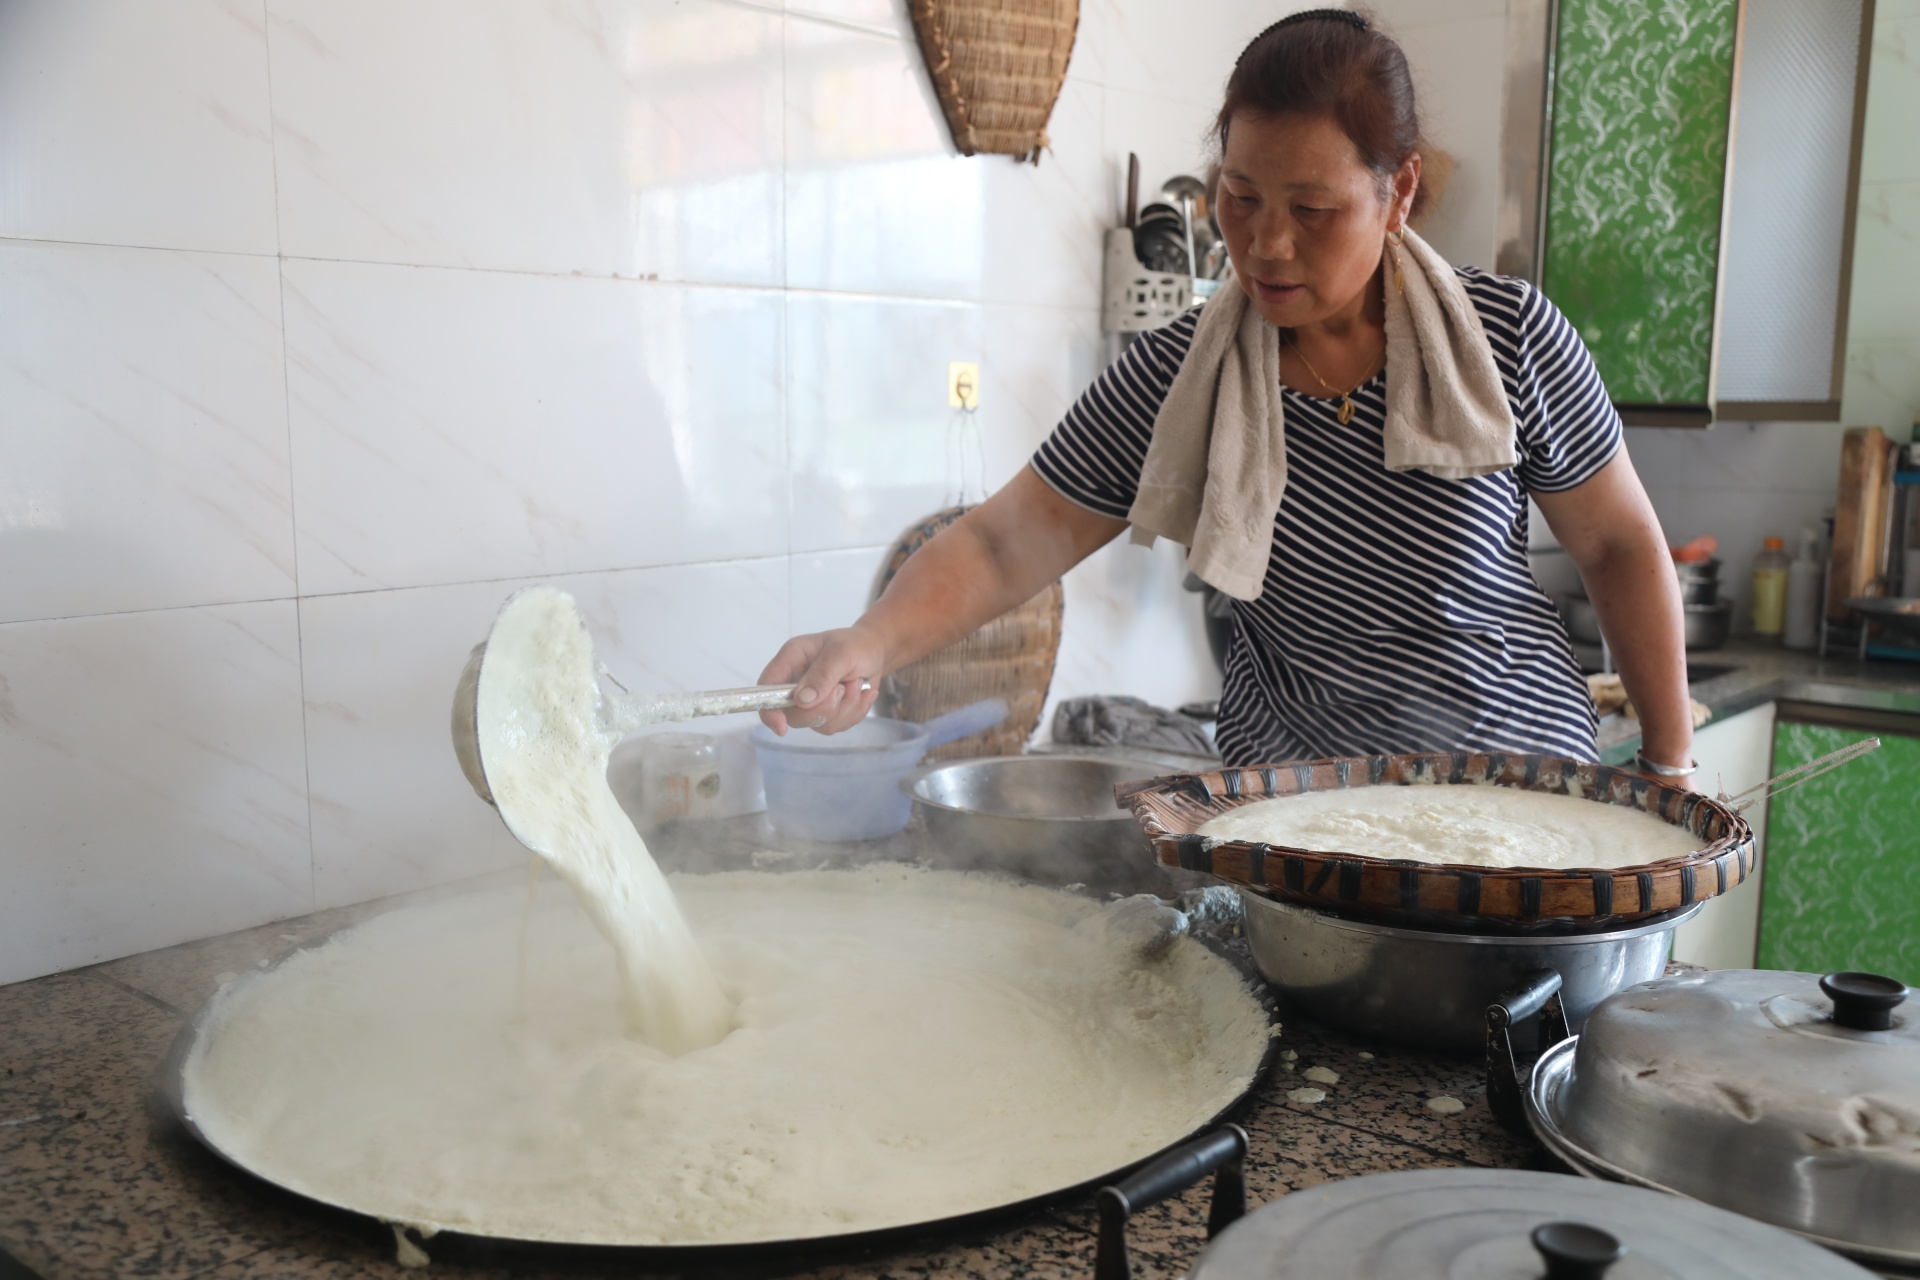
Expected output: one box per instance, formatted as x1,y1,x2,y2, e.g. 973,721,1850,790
1032,266,1619,766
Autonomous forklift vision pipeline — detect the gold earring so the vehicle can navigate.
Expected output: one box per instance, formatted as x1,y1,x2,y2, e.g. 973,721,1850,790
1386,230,1405,294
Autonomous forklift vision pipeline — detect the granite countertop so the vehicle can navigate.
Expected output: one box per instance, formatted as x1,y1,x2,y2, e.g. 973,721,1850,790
0,826,1536,1280
1590,640,1920,764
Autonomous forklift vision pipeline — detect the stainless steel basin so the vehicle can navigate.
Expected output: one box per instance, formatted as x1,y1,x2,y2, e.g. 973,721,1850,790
1240,891,1702,1053
903,754,1175,893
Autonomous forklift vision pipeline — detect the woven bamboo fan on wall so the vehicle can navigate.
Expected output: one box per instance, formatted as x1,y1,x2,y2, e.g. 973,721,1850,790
909,0,1079,162
874,507,1064,760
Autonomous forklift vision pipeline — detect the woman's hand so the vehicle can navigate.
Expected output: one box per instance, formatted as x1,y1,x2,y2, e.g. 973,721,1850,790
756,467,1127,738
758,626,885,736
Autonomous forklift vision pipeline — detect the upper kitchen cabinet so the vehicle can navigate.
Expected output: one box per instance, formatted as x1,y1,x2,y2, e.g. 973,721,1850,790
1715,0,1874,420
1499,0,1874,427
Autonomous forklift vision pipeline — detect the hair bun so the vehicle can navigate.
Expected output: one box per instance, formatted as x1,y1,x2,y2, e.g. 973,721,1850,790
1271,8,1370,34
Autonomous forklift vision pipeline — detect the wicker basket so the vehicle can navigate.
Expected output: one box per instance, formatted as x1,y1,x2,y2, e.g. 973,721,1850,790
873,507,1064,760
909,0,1079,162
1116,753,1755,928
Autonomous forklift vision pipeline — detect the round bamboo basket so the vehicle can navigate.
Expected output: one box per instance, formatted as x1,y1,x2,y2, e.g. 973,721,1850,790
873,507,1064,760
1115,752,1755,929
909,0,1078,162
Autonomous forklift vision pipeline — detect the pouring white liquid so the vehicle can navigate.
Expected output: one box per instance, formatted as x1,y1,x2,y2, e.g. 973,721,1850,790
473,586,733,1053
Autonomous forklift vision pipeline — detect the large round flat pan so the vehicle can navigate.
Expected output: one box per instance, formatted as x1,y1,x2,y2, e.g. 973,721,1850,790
157,914,1278,1269
1527,1037,1920,1271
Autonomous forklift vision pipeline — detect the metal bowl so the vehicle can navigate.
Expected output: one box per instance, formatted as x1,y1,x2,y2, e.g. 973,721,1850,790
1673,556,1721,581
904,754,1175,894
1847,596,1920,639
1678,577,1720,606
1561,594,1732,651
1682,601,1733,649
1239,891,1701,1052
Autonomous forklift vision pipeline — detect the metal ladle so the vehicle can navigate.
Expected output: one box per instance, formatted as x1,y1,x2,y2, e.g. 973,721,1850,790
450,638,819,807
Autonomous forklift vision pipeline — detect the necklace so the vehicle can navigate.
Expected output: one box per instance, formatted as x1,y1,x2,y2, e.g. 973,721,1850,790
1284,334,1381,425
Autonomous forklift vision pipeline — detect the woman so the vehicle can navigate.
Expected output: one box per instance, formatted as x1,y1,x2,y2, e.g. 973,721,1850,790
760,10,1697,784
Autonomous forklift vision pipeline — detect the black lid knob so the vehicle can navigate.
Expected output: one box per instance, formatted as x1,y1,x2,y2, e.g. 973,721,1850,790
1531,1221,1625,1280
1820,972,1909,1031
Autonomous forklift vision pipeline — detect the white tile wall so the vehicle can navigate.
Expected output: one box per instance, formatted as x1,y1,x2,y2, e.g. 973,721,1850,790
3,0,1302,983
268,0,785,284
283,258,787,594
0,239,295,622
1376,6,1505,268
0,0,278,254
1857,3,1920,185
0,601,311,982
786,292,984,552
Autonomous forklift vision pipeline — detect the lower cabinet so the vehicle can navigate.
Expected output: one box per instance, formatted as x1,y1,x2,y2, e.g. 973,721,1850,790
1671,703,1776,970
1758,719,1920,985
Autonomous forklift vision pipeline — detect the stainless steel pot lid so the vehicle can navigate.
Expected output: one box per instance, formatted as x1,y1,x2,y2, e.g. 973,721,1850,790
1186,1169,1873,1280
1528,969,1918,1265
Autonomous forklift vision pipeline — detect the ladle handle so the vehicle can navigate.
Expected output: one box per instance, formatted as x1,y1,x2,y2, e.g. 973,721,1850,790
1094,1125,1248,1280
659,684,800,717
603,684,802,733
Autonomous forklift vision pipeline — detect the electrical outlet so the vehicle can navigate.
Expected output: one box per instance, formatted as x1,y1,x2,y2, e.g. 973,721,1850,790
948,361,980,410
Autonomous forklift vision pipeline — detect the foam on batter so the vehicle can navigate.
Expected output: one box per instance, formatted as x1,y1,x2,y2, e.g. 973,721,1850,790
474,586,733,1053
1197,784,1700,869
181,867,1270,1245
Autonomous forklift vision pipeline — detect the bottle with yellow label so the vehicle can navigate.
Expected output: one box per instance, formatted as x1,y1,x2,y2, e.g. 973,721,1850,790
1751,536,1790,638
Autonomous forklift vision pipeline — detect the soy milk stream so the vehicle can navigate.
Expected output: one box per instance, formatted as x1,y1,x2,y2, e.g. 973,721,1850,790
471,586,732,1053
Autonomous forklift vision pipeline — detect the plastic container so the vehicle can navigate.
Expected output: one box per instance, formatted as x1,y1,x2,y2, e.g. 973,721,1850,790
750,699,1007,842
1784,528,1824,651
1751,536,1790,637
639,732,721,823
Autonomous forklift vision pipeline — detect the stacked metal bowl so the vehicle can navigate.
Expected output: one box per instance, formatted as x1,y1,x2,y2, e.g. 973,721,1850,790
1563,556,1731,651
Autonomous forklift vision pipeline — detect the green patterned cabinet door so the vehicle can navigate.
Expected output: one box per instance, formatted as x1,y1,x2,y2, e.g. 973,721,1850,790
1540,0,1739,408
1758,722,1920,985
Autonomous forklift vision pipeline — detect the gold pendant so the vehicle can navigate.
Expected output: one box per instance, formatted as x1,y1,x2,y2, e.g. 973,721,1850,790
1337,396,1355,425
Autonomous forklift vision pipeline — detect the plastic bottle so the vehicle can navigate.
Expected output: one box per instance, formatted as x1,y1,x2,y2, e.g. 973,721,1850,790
1751,536,1790,638
1784,528,1823,650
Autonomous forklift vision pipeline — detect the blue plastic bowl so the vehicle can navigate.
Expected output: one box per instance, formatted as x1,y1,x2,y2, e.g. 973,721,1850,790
750,718,931,841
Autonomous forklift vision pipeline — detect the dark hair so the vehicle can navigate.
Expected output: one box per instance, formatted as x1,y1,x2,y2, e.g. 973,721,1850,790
1215,9,1428,219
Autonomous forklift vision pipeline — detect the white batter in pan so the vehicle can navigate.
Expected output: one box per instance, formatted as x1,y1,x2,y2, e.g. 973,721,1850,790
182,868,1269,1245
1198,784,1700,869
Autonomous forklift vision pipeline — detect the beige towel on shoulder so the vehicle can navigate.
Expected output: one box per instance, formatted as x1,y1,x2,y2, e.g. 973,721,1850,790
1126,227,1518,602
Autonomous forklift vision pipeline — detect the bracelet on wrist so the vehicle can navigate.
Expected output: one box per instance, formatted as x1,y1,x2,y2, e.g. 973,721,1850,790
1634,750,1698,778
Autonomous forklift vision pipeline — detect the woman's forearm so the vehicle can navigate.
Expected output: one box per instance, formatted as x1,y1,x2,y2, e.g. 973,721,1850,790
1533,454,1694,772
1581,538,1694,766
858,467,1126,675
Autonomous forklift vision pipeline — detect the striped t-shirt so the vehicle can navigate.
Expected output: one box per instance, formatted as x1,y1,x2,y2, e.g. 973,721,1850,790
1032,266,1620,766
